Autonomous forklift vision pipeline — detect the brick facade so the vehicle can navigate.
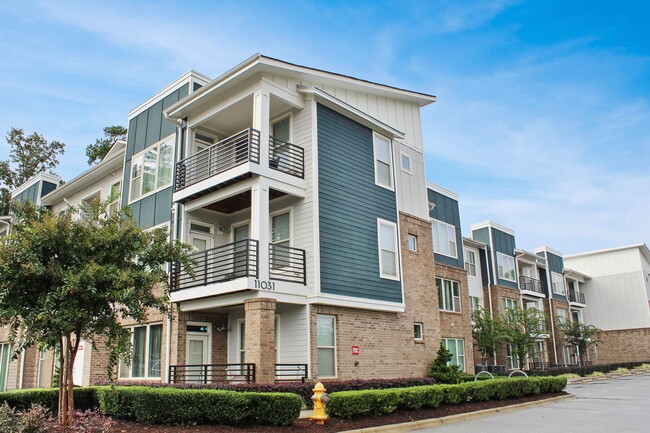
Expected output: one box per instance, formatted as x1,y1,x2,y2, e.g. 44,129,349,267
244,298,277,383
483,284,521,366
591,328,650,364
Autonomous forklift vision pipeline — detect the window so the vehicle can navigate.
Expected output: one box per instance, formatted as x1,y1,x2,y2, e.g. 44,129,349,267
378,219,399,279
497,252,516,282
81,190,101,219
37,349,48,388
432,219,457,258
119,324,162,379
551,272,565,295
414,323,423,341
441,338,465,371
407,234,417,252
0,343,10,391
271,211,291,269
373,133,393,190
317,315,336,378
437,278,461,312
469,296,481,315
464,249,477,276
129,137,174,202
506,344,519,369
572,310,581,323
239,321,246,364
556,308,568,325
503,297,518,319
108,181,121,217
401,153,412,174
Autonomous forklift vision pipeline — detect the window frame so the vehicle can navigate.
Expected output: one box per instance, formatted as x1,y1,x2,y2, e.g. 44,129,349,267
497,252,516,282
128,135,175,204
400,152,412,174
441,338,465,371
407,234,418,252
373,132,394,191
469,296,481,316
431,219,458,259
108,180,122,217
317,314,337,378
464,248,477,276
551,271,566,295
437,277,461,312
0,343,11,392
377,218,400,280
414,323,423,341
118,323,163,380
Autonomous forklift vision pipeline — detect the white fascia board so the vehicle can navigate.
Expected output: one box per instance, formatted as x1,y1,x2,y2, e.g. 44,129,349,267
470,220,515,236
535,245,564,258
565,243,649,260
462,237,486,249
299,86,405,139
11,172,61,197
563,267,591,281
426,181,459,201
307,293,405,313
129,70,211,120
41,148,125,206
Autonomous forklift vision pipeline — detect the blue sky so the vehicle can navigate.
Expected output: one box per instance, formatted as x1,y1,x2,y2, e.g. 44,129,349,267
0,1,648,254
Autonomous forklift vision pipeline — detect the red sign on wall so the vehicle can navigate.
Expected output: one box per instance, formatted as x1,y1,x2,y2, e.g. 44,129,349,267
352,346,360,355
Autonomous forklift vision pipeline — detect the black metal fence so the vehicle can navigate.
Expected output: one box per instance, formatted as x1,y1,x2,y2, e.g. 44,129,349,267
568,289,586,304
169,363,256,383
269,136,304,179
269,244,306,285
274,364,308,382
519,275,544,294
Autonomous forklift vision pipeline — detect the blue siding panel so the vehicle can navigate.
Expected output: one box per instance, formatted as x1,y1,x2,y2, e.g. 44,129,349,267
154,187,172,226
145,100,163,147
427,188,463,269
41,181,57,197
139,195,155,229
546,251,567,300
491,228,518,289
134,111,148,156
317,104,401,303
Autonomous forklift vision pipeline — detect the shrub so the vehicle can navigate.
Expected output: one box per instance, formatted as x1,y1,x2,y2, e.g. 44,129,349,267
610,367,629,373
0,402,20,433
635,363,650,369
0,387,98,414
95,387,301,426
327,377,566,419
587,371,605,377
69,409,113,433
526,361,650,377
428,344,463,384
18,404,51,433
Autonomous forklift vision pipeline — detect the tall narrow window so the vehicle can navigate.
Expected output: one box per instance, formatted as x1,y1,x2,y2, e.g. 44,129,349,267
119,324,163,379
497,252,516,282
437,278,461,312
239,321,246,364
271,212,291,269
317,315,336,378
378,219,399,279
0,343,11,391
37,350,48,388
551,272,566,295
373,133,393,190
108,181,122,217
441,338,465,371
464,249,477,276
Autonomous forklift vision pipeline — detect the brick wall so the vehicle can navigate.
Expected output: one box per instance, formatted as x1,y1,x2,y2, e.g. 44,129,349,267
484,284,521,366
592,328,650,364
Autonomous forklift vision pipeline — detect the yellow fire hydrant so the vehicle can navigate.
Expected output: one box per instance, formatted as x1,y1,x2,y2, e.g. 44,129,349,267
310,381,330,425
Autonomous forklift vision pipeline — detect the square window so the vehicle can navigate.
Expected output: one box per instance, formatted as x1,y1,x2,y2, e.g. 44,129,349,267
401,153,412,174
407,234,417,252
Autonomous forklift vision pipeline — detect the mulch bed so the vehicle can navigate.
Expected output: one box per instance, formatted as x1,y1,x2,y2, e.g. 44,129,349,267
51,392,565,433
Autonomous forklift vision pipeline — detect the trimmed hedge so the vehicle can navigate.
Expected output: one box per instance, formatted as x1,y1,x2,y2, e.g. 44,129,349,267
95,377,436,408
0,387,98,413
327,376,567,418
526,361,650,377
95,386,302,426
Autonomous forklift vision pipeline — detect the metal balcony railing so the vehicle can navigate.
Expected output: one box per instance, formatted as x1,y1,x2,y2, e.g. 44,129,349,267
175,128,260,191
169,363,255,383
568,289,586,304
274,364,308,382
519,275,544,294
170,239,259,292
269,244,306,285
269,136,304,179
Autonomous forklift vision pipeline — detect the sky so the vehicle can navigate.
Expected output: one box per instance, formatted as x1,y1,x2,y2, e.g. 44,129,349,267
0,0,648,255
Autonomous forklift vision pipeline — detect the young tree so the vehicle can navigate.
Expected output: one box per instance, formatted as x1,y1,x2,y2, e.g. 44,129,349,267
472,309,505,366
428,343,463,384
0,201,193,426
0,128,65,214
86,126,127,165
556,319,601,365
503,307,549,370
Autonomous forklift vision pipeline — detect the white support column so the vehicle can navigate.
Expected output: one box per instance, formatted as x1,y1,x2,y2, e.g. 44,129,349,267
250,177,270,281
252,87,271,170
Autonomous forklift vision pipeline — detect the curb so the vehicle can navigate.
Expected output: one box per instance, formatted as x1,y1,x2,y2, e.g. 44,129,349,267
568,369,650,384
340,394,575,433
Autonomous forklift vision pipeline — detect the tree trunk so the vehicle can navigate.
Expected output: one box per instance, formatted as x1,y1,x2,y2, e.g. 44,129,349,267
57,338,65,425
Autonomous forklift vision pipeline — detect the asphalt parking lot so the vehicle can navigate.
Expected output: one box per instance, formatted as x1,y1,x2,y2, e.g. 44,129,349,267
414,373,650,433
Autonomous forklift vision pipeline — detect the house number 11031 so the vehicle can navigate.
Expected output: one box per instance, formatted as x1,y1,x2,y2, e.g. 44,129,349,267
254,280,275,291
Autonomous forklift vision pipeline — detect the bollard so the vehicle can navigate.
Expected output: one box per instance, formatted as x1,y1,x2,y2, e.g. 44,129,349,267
310,381,330,425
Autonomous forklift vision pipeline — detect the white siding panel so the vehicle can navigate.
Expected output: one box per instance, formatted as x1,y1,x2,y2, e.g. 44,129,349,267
276,304,308,364
466,246,484,302
51,169,123,214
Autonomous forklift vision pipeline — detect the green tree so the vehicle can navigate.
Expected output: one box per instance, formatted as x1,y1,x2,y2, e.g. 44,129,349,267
428,343,463,384
85,126,127,165
0,200,193,426
0,128,65,214
557,319,601,365
472,309,506,366
503,307,549,370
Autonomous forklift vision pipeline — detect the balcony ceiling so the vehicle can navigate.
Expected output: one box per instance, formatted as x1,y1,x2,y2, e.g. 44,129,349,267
203,189,287,214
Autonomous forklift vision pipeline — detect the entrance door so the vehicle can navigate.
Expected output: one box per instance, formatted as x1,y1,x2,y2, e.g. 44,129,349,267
186,334,210,383
189,231,212,253
233,224,249,277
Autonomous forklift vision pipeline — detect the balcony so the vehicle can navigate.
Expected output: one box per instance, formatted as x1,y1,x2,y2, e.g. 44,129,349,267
269,244,306,285
519,275,544,296
269,136,304,179
174,128,260,193
171,239,259,292
568,289,586,306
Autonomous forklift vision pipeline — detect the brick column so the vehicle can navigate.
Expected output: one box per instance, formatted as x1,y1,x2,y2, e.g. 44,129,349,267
244,298,276,383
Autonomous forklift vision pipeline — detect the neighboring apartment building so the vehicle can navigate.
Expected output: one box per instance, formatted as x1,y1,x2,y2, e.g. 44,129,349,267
564,244,650,364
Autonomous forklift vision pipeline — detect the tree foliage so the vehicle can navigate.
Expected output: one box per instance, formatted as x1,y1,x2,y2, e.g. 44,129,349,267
503,307,549,369
428,343,463,384
0,128,65,215
472,308,506,366
556,319,601,365
0,200,193,425
85,126,127,166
